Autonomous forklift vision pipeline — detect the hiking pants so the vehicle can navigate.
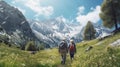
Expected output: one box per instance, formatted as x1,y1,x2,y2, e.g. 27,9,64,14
61,53,66,64
70,52,74,59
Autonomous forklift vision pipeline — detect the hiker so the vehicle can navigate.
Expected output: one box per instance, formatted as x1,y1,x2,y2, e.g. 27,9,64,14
68,39,76,61
58,39,68,64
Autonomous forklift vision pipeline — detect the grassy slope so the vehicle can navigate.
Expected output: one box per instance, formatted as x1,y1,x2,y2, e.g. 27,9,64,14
0,32,120,67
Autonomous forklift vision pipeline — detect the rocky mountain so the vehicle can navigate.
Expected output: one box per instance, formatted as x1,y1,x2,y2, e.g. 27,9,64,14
0,1,38,49
95,24,113,38
28,17,82,47
29,17,113,47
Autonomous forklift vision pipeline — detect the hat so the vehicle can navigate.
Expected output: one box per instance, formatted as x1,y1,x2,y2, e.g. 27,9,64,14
70,39,74,42
62,37,66,41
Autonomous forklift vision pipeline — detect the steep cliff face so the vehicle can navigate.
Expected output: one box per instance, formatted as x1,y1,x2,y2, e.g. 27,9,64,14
0,1,37,47
0,1,34,36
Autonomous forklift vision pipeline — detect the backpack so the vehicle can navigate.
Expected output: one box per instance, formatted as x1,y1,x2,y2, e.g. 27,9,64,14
59,42,66,50
69,44,75,52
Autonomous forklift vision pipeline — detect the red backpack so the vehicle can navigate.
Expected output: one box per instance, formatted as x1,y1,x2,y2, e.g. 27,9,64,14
69,44,75,52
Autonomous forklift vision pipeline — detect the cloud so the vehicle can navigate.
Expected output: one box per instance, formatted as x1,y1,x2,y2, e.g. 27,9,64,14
56,16,67,23
76,5,101,27
55,16,75,23
11,0,54,17
90,7,94,11
77,6,85,15
25,0,54,17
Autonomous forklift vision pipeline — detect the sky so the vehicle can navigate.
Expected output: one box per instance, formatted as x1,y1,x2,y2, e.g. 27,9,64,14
4,0,103,27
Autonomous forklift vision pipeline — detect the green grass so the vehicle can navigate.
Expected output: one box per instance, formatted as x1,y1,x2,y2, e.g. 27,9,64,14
0,32,120,67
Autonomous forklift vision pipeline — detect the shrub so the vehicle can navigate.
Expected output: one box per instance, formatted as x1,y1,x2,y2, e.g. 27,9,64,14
38,43,45,50
25,41,37,51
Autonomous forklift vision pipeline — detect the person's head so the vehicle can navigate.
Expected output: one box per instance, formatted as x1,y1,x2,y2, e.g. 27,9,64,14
62,38,66,41
70,39,74,43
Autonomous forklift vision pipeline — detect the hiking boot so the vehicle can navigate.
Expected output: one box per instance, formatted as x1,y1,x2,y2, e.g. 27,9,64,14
61,61,63,64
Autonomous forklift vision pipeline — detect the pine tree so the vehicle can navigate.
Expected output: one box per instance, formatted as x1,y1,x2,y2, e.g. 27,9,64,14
84,21,96,40
100,0,120,30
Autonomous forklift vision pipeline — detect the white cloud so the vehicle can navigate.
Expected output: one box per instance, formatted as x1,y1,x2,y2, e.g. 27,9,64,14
76,5,101,27
11,1,15,4
11,0,54,17
77,6,85,15
90,7,94,10
11,0,25,3
55,16,75,23
56,16,67,23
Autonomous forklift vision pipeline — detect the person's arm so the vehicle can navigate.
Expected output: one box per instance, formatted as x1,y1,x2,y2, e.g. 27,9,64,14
58,42,61,53
74,43,76,53
58,45,60,53
65,42,68,53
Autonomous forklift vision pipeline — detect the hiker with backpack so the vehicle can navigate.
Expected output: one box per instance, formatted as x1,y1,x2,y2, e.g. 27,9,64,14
68,39,76,61
58,39,68,64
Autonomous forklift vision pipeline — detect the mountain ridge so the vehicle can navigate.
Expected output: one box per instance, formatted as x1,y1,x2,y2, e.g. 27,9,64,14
0,1,40,49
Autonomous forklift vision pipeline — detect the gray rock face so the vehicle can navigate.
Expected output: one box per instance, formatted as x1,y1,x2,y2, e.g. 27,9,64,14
0,1,37,47
110,39,120,47
0,1,33,36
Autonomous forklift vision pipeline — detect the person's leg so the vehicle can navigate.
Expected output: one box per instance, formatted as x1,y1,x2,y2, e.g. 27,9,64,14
72,53,74,59
70,53,72,60
63,53,66,64
71,54,74,60
70,52,74,61
61,54,64,64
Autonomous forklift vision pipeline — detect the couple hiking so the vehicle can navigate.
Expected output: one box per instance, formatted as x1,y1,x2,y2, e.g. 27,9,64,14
58,39,76,64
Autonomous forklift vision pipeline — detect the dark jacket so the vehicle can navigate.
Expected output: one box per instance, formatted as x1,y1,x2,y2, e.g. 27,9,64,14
68,42,76,53
58,41,68,54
